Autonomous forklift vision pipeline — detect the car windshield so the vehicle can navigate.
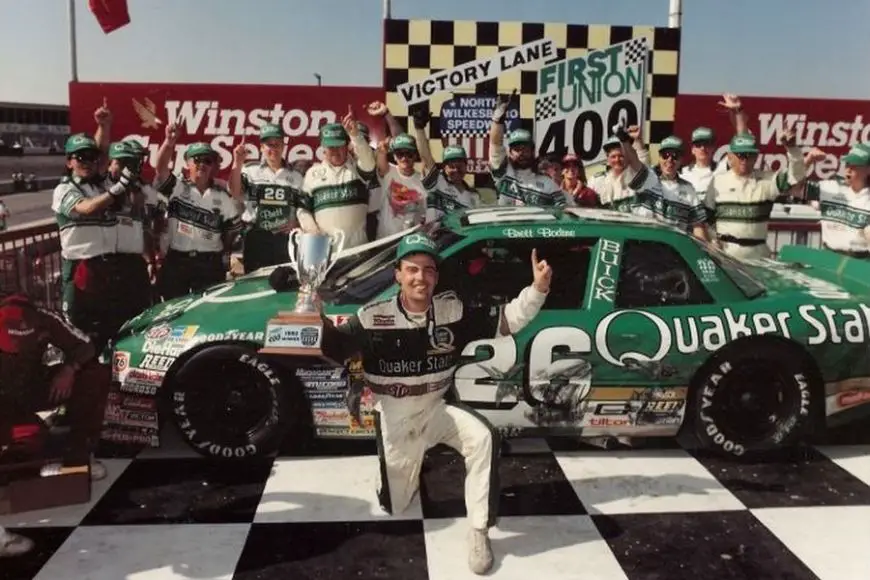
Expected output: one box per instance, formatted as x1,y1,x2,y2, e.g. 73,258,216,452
692,238,767,299
320,222,464,304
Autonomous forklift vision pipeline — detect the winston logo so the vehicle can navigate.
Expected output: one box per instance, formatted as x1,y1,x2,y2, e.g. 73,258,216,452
132,97,163,130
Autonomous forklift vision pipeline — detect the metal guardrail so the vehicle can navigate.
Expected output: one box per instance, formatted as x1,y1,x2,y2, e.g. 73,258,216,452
0,221,63,309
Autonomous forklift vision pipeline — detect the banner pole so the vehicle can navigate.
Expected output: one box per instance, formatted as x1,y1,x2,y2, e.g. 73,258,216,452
383,0,391,19
68,0,79,81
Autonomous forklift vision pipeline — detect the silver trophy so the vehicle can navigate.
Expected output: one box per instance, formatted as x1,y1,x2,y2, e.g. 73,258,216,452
259,228,345,357
287,229,346,312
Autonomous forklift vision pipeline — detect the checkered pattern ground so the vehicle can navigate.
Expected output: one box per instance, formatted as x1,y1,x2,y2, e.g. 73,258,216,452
4,420,870,579
383,19,681,189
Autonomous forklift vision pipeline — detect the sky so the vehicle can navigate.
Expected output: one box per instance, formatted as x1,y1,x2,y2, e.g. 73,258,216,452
1,0,868,106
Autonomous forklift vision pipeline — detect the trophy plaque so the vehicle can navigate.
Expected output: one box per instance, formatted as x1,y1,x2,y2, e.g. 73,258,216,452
259,229,345,358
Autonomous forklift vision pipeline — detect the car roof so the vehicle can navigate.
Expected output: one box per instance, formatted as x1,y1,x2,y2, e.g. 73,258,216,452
442,206,682,236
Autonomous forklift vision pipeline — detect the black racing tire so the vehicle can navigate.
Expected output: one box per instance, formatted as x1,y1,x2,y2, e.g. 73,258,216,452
689,339,819,458
168,344,298,459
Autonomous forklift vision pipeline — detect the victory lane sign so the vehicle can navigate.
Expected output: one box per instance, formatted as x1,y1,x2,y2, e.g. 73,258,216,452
398,39,557,105
535,37,649,163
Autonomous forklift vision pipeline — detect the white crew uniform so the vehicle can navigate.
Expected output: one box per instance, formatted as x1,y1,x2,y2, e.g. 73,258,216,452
325,286,547,529
160,175,241,254
100,175,161,255
633,169,707,233
489,142,564,207
588,146,652,210
806,179,870,256
705,147,806,260
240,161,304,230
681,161,728,195
423,165,480,221
376,165,428,238
299,133,377,249
52,176,118,260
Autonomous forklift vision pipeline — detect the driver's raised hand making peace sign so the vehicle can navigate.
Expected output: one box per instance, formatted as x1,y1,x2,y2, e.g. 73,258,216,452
320,233,552,576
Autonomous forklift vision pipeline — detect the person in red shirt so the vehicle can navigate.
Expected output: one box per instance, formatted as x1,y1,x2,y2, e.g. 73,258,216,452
561,154,598,207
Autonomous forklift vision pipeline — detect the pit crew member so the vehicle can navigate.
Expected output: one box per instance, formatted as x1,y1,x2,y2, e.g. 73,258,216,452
799,144,869,257
704,130,806,260
588,125,650,208
298,107,377,249
320,233,552,575
489,91,564,207
0,293,110,483
154,127,242,299
407,109,480,221
52,134,138,350
681,94,748,193
230,123,303,272
646,136,708,238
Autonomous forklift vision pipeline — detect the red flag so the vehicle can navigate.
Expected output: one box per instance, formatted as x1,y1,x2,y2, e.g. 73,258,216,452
88,0,131,34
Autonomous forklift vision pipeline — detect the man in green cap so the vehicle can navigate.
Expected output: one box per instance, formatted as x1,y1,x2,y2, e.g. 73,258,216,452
681,94,749,193
153,124,242,299
404,107,480,221
488,92,563,207
642,136,708,238
228,123,303,272
52,133,141,349
320,232,553,575
588,124,658,214
796,143,870,257
97,141,161,326
704,129,809,260
298,106,376,249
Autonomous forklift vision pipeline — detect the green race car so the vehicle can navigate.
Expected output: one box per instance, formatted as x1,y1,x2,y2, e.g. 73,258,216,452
102,206,870,459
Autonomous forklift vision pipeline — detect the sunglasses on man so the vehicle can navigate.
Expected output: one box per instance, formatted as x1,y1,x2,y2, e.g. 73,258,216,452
71,151,100,163
191,156,215,166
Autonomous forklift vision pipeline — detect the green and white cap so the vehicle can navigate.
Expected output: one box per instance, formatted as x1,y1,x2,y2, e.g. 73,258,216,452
184,142,218,159
602,135,621,151
396,232,440,264
390,133,418,152
507,129,533,147
320,123,349,147
659,136,684,152
443,145,467,162
123,140,147,156
691,127,715,143
729,133,759,154
64,133,99,155
841,144,870,166
108,141,136,160
259,123,284,141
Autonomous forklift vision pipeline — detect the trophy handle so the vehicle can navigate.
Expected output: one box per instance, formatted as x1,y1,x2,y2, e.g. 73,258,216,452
287,228,302,271
323,229,346,277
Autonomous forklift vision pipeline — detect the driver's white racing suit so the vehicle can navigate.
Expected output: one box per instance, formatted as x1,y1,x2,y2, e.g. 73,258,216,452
321,286,547,529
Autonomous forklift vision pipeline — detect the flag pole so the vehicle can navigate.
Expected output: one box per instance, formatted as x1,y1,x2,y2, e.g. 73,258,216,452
668,0,682,28
68,0,79,81
383,0,391,19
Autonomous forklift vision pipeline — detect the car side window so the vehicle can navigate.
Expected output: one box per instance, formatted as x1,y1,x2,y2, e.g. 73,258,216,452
615,240,713,308
438,238,597,310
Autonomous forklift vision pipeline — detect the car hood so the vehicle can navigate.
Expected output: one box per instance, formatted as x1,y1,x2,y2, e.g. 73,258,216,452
741,256,866,301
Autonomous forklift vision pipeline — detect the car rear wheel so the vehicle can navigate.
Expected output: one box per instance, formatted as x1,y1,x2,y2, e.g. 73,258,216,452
169,345,300,459
689,339,818,458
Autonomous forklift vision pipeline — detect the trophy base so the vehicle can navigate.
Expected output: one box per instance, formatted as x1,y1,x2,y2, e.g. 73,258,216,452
258,312,337,364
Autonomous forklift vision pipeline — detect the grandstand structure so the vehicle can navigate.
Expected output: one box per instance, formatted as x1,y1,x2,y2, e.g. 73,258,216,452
0,101,70,154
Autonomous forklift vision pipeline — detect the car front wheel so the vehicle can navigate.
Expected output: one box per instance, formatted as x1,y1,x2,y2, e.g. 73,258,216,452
689,339,818,458
169,345,294,459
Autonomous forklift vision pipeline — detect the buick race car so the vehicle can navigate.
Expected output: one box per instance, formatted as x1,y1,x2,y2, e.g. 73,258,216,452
102,206,870,459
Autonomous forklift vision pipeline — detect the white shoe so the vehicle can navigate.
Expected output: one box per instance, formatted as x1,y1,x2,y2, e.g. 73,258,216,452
468,528,494,575
0,532,34,558
89,459,107,481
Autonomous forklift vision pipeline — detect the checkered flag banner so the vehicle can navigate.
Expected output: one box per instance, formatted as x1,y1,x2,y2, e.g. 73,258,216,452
623,37,649,66
441,127,486,138
535,94,558,121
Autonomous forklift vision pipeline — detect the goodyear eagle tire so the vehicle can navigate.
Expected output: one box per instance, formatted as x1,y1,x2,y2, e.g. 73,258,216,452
690,339,817,458
169,345,293,459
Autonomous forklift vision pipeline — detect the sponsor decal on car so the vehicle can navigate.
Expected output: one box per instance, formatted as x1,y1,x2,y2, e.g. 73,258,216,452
100,428,159,447
120,368,165,396
139,354,176,372
145,324,172,340
837,389,870,409
590,238,621,303
192,329,266,344
112,351,130,379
